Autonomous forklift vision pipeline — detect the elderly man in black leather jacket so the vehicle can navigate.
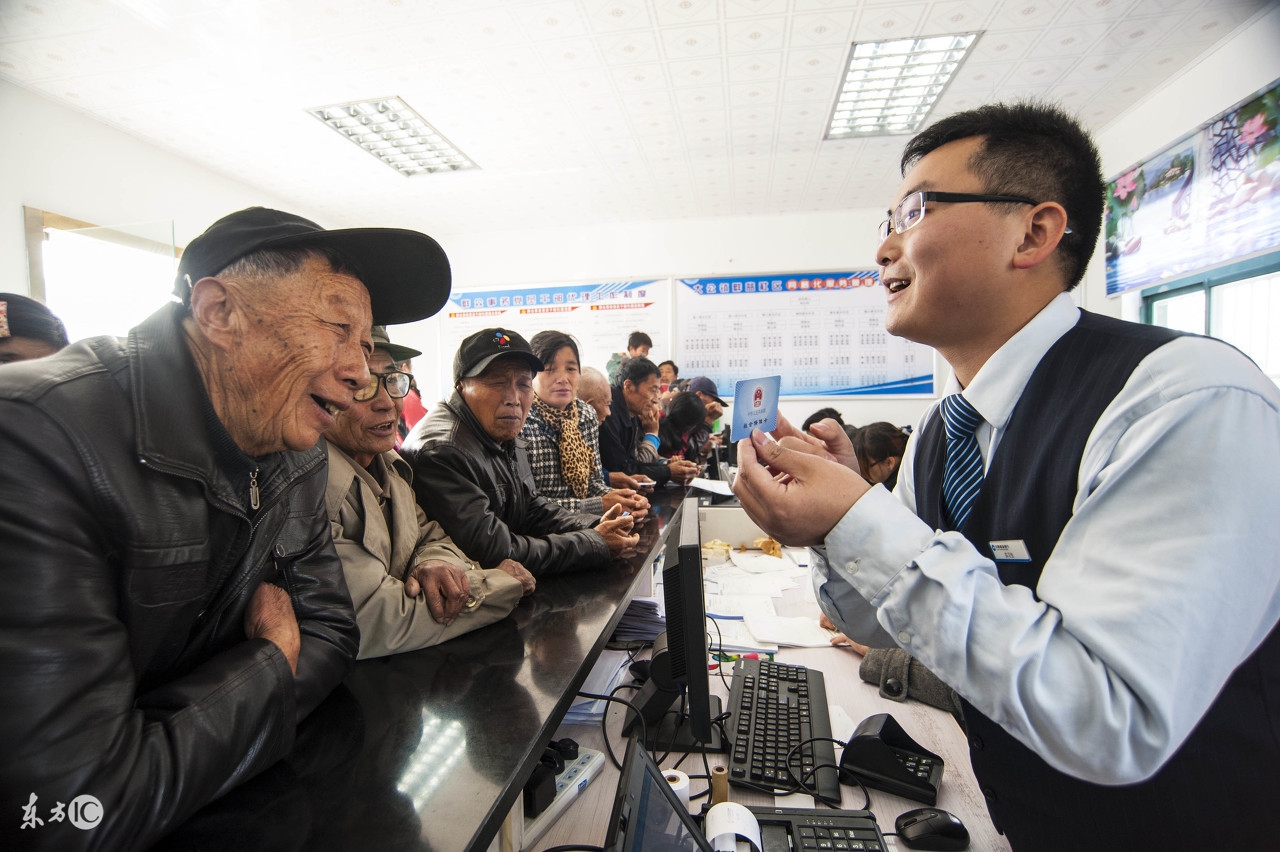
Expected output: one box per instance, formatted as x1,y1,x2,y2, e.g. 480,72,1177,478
0,208,450,851
403,328,638,577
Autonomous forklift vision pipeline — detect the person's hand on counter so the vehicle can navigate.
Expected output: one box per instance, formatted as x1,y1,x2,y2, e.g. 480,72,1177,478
597,503,640,555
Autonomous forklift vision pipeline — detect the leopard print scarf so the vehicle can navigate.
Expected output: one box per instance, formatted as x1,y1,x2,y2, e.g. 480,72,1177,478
532,395,595,498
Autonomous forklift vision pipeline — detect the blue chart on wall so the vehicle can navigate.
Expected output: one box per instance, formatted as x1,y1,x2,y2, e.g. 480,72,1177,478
673,271,935,398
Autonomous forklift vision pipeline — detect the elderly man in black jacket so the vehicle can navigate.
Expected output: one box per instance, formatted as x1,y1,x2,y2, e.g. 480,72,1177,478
0,208,450,851
599,356,700,487
403,328,638,577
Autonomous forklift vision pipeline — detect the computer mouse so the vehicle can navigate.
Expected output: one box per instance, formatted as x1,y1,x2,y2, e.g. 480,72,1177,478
894,807,970,851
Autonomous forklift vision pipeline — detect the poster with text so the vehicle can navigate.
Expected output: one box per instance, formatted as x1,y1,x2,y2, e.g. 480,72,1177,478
438,279,670,392
673,272,934,398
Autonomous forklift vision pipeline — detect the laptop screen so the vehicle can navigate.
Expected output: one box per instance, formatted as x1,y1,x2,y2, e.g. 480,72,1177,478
605,736,713,852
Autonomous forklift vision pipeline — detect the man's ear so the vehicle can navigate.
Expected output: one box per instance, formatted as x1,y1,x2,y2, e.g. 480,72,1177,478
187,277,242,351
1013,202,1070,271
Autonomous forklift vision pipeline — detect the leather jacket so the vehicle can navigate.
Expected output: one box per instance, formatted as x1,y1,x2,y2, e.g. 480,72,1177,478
598,383,672,485
401,392,610,576
0,303,359,851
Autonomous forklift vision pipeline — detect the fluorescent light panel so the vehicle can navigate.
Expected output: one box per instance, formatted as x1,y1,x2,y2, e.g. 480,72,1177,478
308,97,478,176
826,33,978,139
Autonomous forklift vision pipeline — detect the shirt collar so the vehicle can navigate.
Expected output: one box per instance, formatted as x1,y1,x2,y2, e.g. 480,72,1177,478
945,292,1080,431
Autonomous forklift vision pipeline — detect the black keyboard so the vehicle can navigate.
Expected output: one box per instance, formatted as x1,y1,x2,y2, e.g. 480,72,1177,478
726,659,840,803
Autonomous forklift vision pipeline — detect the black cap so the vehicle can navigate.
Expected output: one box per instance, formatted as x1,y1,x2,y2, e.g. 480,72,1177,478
372,326,421,363
174,207,451,326
453,328,544,385
688,376,726,406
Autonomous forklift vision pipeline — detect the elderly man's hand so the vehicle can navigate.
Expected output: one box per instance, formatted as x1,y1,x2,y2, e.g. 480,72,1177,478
245,582,301,675
603,488,650,521
668,458,699,485
492,558,536,596
639,400,662,434
404,560,471,625
732,429,871,547
597,504,639,556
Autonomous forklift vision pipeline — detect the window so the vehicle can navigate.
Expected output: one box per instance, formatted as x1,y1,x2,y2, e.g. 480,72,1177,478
1143,256,1280,387
24,207,177,341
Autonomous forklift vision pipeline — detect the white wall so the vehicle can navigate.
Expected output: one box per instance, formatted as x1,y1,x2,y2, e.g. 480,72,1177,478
0,78,311,298
1082,4,1280,320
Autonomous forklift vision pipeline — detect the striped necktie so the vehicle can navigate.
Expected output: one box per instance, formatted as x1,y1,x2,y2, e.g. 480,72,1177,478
940,393,984,530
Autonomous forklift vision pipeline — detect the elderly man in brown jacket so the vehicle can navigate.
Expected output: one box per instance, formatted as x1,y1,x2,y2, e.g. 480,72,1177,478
323,327,533,658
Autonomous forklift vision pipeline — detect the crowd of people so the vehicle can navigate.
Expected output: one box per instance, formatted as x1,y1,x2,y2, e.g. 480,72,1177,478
2,100,1277,852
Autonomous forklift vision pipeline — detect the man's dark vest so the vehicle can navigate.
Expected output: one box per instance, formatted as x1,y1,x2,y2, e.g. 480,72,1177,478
914,310,1280,851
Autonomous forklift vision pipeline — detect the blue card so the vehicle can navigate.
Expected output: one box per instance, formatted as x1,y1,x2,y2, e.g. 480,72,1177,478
732,376,781,436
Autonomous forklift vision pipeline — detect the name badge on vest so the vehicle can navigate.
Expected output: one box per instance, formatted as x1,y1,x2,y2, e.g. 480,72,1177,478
989,540,1032,562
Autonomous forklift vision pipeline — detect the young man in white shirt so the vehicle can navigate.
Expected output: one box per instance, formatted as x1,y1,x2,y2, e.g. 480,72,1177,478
733,102,1280,851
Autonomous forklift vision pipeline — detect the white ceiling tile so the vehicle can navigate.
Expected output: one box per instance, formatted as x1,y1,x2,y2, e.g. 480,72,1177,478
609,61,668,90
922,0,1001,32
1029,21,1111,55
785,45,849,78
659,24,723,58
666,56,725,86
653,0,719,26
782,76,838,103
851,3,930,42
724,17,787,52
673,85,726,111
787,11,856,45
599,30,662,65
726,51,783,81
582,0,654,32
535,38,606,71
725,0,790,19
509,1,591,39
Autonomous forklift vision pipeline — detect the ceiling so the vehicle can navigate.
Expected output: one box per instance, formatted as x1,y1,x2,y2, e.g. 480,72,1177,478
0,0,1269,237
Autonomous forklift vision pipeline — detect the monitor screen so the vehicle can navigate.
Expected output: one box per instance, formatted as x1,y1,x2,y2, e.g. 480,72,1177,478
626,496,725,753
604,735,713,852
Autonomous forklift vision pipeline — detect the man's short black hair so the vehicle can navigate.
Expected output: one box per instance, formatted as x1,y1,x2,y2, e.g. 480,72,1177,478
802,406,844,432
617,355,660,388
658,359,678,377
627,331,652,350
901,101,1104,291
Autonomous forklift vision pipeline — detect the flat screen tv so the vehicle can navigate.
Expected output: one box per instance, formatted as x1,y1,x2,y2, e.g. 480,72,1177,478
625,496,725,753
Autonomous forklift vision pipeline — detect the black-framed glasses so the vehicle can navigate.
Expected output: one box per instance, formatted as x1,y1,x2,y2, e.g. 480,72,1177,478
878,191,1050,241
354,369,414,402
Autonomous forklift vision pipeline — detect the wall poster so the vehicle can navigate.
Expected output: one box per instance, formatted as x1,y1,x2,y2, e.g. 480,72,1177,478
436,279,671,390
673,271,934,398
1106,77,1280,296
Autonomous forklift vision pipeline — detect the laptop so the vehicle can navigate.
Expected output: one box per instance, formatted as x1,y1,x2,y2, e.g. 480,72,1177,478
604,735,888,852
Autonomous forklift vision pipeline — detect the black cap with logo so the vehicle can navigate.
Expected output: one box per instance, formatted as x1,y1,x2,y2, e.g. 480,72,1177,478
453,328,544,385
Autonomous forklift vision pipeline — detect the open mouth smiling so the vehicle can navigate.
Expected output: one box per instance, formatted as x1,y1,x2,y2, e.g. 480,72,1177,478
884,277,911,294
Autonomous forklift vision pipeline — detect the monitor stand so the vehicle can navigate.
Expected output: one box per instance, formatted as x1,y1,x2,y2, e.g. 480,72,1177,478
643,695,725,754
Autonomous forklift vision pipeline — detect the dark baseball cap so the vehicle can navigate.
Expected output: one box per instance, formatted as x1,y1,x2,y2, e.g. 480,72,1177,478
687,376,726,405
174,207,451,326
372,326,421,363
453,328,543,385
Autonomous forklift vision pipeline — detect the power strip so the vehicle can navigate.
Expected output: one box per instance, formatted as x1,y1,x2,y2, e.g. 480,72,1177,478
521,747,605,850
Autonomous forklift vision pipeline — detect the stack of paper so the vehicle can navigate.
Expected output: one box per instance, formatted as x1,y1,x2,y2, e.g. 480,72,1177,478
563,651,634,725
612,597,664,644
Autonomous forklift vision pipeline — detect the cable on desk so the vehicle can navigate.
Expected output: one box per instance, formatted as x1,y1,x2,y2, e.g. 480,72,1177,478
578,690,647,771
788,736,868,809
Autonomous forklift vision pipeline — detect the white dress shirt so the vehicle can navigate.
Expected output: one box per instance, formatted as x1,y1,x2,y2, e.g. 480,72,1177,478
816,292,1280,784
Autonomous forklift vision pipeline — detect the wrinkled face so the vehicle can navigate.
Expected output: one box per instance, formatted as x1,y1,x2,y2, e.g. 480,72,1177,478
0,337,60,364
222,256,373,455
659,363,676,384
533,345,580,410
460,357,535,442
324,349,402,466
875,136,1025,351
579,384,611,423
622,373,661,417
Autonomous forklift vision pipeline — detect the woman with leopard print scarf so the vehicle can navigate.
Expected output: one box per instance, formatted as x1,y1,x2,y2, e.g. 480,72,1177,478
520,330,651,521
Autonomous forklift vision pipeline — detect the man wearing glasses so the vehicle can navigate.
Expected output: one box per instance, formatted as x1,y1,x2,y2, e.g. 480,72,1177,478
734,103,1280,850
322,326,531,659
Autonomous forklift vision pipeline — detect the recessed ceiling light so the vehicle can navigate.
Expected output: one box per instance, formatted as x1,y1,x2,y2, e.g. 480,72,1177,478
307,97,478,176
825,33,979,139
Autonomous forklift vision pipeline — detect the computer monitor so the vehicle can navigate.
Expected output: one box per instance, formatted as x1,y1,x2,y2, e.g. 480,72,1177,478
625,496,725,753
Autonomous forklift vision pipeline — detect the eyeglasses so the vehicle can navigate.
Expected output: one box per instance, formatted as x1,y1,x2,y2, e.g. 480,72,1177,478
353,369,414,402
878,191,1055,241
